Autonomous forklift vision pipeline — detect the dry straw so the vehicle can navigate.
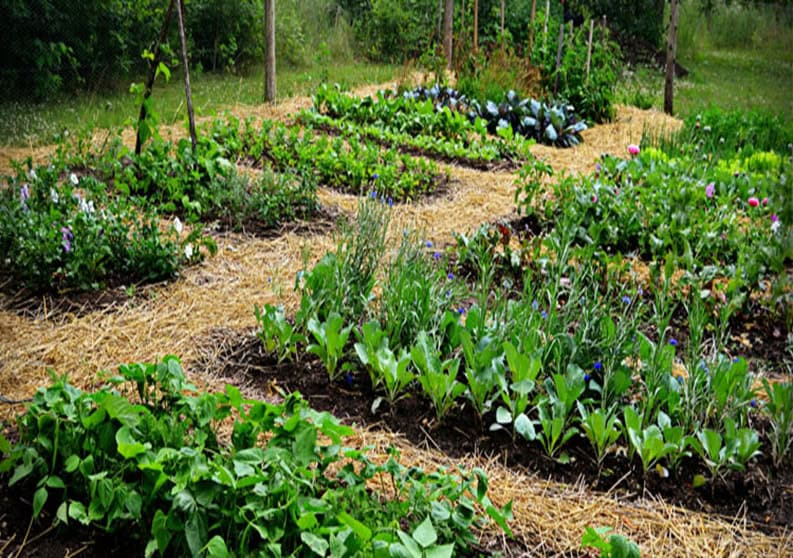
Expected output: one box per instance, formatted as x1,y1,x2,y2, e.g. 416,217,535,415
2,83,786,556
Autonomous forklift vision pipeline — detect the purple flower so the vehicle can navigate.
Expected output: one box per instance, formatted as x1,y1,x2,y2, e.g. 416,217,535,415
387,197,394,207
594,361,602,371
61,226,73,253
638,287,644,296
622,295,631,305
447,272,454,280
771,214,779,223
20,184,30,202
705,182,715,199
669,338,678,347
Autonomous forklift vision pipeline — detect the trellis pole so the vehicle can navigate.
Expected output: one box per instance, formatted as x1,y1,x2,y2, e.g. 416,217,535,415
175,0,197,150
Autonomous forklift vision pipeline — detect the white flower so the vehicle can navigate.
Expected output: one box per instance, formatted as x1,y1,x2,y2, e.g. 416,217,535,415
771,220,781,234
50,188,59,203
79,198,94,213
69,173,79,185
184,243,194,259
173,217,183,234
28,169,37,180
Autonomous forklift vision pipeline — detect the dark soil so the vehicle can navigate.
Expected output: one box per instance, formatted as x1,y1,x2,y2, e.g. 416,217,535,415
202,330,793,535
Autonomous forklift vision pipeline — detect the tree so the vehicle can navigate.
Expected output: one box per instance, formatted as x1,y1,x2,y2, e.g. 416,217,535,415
264,0,276,103
444,0,454,68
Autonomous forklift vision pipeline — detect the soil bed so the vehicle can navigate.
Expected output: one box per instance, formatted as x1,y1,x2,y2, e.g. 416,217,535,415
201,330,793,534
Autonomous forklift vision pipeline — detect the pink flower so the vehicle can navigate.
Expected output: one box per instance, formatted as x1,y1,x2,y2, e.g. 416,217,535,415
761,197,768,206
747,197,759,207
591,194,598,203
705,183,715,199
627,144,640,156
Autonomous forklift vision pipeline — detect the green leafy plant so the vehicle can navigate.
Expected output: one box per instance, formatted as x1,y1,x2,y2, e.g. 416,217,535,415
761,380,793,468
254,304,305,363
307,312,354,381
581,526,641,558
578,404,622,468
411,332,465,423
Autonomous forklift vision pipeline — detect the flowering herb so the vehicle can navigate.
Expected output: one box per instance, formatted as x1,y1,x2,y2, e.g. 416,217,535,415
705,182,715,199
433,251,442,260
61,226,73,253
669,338,678,347
425,240,433,248
747,197,760,208
540,310,548,319
627,144,640,156
594,361,602,371
621,295,631,305
447,272,454,280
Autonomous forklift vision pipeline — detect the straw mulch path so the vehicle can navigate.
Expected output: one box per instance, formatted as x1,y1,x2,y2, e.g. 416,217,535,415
3,89,789,556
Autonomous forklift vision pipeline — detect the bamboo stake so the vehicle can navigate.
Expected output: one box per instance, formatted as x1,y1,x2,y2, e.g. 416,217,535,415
175,0,197,150
264,0,276,103
134,0,175,155
529,0,537,52
473,0,479,54
664,0,680,115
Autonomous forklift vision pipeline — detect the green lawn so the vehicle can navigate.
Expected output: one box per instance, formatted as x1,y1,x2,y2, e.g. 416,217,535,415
0,62,398,147
617,47,793,121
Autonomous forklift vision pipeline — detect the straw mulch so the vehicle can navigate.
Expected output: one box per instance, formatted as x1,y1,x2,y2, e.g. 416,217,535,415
3,85,786,556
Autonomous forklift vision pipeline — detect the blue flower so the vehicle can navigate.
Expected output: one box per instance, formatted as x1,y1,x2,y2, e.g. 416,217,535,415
387,197,394,207
594,361,602,371
584,373,591,382
372,173,379,180
370,191,378,199
345,372,353,387
541,310,548,319
638,287,644,296
445,290,451,298
447,272,455,280
433,251,442,260
750,399,757,408
622,295,631,305
531,300,539,311
732,357,740,364
669,338,678,347
676,375,684,384
457,307,466,315
425,240,433,248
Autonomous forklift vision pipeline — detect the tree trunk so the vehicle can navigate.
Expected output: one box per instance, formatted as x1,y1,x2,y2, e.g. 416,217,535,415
473,0,479,54
664,0,679,115
175,0,197,150
135,0,175,155
264,0,276,103
443,0,454,69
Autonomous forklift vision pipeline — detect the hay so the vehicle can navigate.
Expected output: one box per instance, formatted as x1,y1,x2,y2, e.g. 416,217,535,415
1,90,786,556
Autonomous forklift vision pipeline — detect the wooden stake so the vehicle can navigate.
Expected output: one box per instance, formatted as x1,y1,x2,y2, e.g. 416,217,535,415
585,18,594,80
529,0,537,52
175,0,197,150
501,0,505,40
664,0,680,115
543,0,550,42
553,23,564,97
134,0,175,155
264,0,276,103
473,0,479,54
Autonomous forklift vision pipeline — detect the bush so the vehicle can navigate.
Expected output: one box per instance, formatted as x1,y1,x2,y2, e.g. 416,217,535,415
0,167,203,293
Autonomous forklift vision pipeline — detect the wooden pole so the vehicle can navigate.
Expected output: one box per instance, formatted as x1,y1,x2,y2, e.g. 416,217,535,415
585,18,594,80
501,0,505,41
664,0,679,115
264,0,276,103
461,0,466,49
473,0,479,54
444,0,454,69
135,0,175,155
529,0,537,52
543,0,550,44
175,0,197,150
553,23,564,97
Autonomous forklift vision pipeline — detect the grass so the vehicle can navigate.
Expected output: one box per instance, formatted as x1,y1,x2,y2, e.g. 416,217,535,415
0,62,398,147
617,47,793,121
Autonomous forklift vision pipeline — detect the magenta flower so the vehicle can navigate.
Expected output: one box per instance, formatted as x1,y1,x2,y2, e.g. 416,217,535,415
747,197,759,208
705,182,715,199
771,214,779,223
761,197,768,206
627,144,640,156
591,194,598,204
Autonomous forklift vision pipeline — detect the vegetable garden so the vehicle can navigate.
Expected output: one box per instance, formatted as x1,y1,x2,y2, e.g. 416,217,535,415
0,3,792,553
